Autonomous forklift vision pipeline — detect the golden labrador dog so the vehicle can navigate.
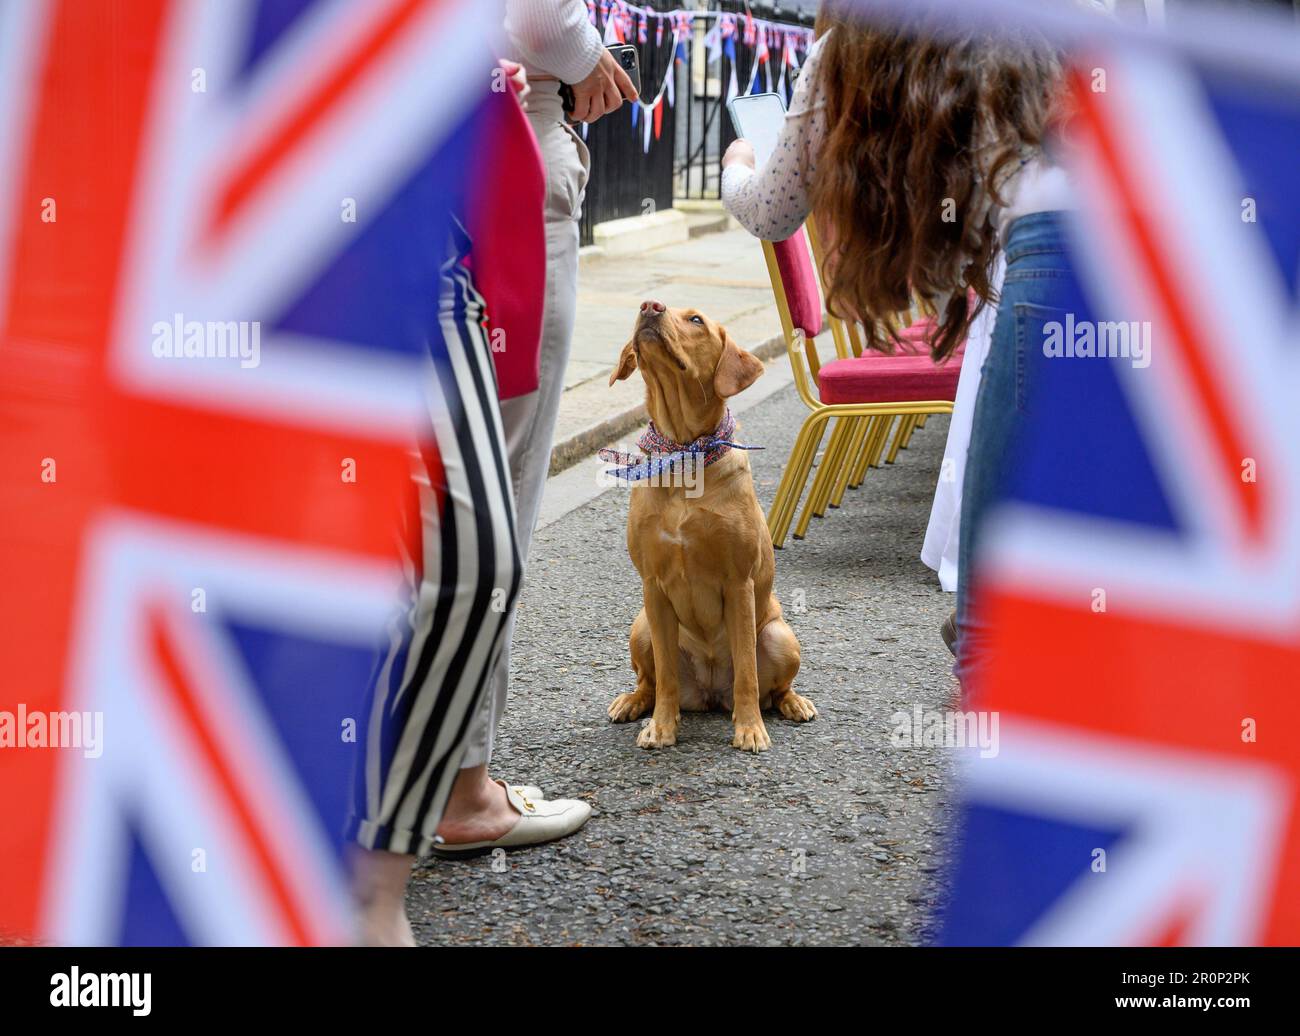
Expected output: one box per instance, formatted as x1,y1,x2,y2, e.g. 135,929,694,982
605,300,815,752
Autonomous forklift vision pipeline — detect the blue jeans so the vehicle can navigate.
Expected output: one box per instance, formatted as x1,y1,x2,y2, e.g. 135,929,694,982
955,211,1076,691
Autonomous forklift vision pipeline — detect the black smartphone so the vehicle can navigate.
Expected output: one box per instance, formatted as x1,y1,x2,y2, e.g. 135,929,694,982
608,43,641,97
561,43,641,116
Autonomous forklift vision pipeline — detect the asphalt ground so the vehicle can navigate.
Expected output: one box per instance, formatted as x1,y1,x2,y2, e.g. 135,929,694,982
407,381,962,946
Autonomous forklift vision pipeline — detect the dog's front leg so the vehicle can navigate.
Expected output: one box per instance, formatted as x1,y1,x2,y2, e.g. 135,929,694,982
637,580,680,749
725,580,770,752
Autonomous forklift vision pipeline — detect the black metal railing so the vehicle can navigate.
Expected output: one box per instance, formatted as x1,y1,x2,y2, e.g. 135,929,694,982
578,2,816,246
577,9,678,247
675,2,815,203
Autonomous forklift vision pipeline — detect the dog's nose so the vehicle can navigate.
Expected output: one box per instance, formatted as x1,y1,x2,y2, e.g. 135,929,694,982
640,300,666,314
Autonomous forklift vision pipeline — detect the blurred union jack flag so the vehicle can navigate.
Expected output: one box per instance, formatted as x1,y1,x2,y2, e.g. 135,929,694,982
0,0,501,945
937,8,1300,944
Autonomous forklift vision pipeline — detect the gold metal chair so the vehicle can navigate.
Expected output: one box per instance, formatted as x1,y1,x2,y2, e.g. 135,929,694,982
760,226,960,547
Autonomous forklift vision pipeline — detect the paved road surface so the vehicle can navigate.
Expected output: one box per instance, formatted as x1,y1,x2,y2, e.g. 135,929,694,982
407,381,961,946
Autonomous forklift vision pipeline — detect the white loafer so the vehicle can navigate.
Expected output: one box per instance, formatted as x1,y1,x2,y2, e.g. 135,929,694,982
433,783,591,856
507,783,544,801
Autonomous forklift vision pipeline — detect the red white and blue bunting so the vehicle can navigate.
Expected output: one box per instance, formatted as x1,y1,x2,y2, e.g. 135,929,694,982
579,2,816,150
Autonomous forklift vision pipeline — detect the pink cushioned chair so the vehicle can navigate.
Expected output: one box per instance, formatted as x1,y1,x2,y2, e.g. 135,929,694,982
760,224,962,547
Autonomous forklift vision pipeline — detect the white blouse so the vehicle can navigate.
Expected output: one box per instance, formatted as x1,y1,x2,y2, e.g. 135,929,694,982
720,35,829,243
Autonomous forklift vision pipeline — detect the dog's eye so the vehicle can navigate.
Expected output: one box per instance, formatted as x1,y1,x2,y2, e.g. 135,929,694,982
689,315,704,325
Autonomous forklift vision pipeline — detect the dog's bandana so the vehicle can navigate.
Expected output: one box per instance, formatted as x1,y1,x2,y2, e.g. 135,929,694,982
598,409,763,483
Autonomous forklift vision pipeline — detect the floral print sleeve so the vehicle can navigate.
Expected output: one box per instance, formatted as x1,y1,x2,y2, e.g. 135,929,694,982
721,33,828,242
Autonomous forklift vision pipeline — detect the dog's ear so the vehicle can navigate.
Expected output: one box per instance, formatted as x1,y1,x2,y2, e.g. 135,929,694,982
609,339,638,385
713,328,764,398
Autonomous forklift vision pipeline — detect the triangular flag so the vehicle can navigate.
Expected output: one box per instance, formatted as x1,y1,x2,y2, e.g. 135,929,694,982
746,57,760,95
665,61,675,106
653,97,663,140
642,104,652,152
704,21,722,64
673,14,689,64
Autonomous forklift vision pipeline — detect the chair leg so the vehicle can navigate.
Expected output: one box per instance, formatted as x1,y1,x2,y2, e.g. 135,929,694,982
867,415,895,468
886,414,917,465
766,404,944,548
776,435,819,543
812,418,855,518
796,419,850,539
767,413,828,548
780,411,833,537
768,422,818,548
802,419,846,524
830,416,870,508
897,412,920,451
849,416,881,487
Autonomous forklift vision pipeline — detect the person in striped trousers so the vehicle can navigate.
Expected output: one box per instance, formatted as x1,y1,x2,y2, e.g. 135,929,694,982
347,227,590,946
347,0,634,940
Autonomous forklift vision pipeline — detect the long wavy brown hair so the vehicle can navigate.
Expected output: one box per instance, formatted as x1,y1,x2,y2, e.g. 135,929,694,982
809,5,1062,360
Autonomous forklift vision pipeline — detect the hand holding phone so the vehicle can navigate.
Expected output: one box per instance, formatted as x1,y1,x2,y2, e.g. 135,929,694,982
564,44,639,123
722,138,756,172
725,92,787,170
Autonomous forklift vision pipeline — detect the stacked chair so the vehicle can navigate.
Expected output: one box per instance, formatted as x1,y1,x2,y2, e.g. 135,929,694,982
759,223,963,547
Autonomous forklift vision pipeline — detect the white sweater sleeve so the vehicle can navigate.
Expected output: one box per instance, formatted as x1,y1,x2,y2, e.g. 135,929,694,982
505,0,604,84
721,34,828,242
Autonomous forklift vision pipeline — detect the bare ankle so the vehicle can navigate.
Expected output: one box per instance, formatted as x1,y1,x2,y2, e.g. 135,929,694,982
441,765,505,819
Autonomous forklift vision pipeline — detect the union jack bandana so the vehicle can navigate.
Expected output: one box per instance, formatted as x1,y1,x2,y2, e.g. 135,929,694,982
598,409,762,483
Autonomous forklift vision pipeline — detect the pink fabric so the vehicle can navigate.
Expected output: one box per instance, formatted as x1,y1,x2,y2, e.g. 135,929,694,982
465,88,545,401
817,351,962,405
883,318,967,357
901,318,936,335
772,228,823,337
900,318,938,346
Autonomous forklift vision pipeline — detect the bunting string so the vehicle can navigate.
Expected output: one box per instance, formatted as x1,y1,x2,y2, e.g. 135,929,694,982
577,2,816,153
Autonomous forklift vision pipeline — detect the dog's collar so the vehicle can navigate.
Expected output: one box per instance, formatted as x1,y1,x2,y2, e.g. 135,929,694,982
598,409,762,483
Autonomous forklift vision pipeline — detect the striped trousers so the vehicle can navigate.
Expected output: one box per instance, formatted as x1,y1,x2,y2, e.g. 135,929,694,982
348,235,524,857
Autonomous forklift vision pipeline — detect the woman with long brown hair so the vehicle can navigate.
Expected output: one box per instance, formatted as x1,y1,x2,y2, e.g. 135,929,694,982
721,1,1077,688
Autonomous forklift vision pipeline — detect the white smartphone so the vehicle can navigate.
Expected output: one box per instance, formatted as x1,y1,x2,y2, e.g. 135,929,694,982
725,92,788,171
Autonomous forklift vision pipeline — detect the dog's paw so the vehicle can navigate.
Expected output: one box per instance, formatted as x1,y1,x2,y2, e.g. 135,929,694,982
731,718,771,753
777,691,817,723
636,717,678,749
608,692,652,723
